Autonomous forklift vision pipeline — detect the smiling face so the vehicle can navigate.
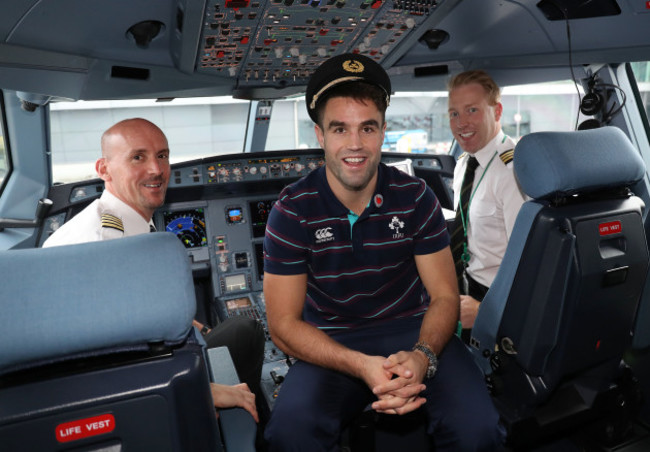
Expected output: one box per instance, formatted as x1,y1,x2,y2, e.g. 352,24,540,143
96,118,170,221
448,82,502,154
315,96,386,203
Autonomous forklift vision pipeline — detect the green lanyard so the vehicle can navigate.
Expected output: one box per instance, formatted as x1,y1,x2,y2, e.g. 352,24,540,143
458,150,498,264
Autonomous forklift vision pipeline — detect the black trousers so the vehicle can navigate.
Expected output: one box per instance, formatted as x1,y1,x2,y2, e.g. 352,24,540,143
460,273,489,344
265,317,505,451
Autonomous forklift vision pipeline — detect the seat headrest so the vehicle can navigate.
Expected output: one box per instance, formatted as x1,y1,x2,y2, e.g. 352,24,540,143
514,127,646,200
0,233,196,374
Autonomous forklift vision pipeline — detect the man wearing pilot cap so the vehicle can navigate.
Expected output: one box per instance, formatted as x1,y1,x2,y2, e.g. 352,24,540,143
262,53,503,451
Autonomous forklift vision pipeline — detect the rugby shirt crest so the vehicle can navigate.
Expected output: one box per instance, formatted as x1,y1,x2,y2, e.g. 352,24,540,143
264,163,449,332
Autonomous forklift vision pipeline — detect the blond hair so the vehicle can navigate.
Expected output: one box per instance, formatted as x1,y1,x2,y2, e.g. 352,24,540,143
448,70,501,105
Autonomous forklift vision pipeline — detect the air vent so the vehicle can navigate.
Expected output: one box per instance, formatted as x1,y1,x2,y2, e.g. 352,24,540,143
537,0,621,20
111,66,150,81
414,65,448,77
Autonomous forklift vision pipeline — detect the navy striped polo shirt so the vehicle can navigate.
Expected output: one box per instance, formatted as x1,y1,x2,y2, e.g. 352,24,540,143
264,163,449,332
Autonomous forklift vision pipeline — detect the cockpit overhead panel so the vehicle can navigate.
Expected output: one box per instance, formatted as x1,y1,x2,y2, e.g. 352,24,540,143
197,0,450,95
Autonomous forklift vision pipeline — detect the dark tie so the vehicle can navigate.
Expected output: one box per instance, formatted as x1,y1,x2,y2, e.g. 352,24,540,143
149,224,156,232
450,156,479,291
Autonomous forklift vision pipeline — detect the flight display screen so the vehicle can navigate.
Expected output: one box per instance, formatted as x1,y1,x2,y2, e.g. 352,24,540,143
226,205,244,224
225,296,252,312
162,207,208,249
249,199,276,238
224,273,247,292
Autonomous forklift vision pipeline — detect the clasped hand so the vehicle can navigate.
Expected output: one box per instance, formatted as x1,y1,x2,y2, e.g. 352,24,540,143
364,351,427,415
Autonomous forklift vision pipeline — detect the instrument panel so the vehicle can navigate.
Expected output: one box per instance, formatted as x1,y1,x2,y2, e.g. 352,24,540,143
44,149,453,328
166,148,442,189
43,149,454,409
156,195,274,300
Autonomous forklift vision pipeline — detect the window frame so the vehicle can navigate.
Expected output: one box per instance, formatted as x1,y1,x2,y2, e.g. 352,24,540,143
0,91,13,197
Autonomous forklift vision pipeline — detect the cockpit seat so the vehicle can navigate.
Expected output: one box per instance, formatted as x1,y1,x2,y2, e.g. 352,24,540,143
0,233,254,451
470,126,649,448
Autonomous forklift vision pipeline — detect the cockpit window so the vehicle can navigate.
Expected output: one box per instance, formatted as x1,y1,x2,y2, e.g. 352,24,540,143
267,81,584,157
0,92,10,193
49,76,633,184
264,94,456,154
395,80,584,156
263,98,314,151
50,98,250,184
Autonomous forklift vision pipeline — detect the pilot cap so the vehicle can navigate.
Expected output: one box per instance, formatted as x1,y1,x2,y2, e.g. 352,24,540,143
306,53,391,123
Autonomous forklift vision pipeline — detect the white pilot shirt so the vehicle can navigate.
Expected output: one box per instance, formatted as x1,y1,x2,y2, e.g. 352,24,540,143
452,130,527,288
42,190,154,247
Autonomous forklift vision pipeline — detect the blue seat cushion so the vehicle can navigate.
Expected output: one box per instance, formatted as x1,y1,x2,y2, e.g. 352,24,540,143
514,126,646,199
0,233,196,374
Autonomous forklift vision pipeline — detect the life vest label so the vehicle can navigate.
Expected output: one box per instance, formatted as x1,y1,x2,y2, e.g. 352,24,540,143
55,413,115,443
599,220,622,236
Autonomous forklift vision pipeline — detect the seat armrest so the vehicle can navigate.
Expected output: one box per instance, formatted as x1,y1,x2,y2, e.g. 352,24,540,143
207,347,257,452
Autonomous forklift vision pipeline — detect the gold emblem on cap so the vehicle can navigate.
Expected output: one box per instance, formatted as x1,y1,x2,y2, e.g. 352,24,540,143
342,59,364,73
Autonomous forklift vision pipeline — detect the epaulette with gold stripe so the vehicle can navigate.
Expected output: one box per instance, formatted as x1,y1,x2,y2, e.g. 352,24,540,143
101,213,124,232
499,148,514,165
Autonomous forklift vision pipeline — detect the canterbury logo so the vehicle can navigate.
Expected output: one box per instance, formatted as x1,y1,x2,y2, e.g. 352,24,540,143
343,59,364,73
315,227,334,240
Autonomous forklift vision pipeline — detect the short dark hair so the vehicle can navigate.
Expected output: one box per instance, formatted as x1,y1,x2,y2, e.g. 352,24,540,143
314,81,388,127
